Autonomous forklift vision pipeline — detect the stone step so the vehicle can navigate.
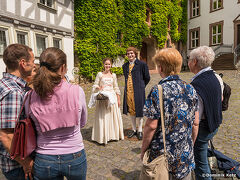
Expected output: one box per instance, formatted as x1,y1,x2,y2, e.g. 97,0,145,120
212,53,236,70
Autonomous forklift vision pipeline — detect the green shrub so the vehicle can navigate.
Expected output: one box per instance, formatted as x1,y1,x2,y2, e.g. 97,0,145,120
111,67,123,76
75,0,187,80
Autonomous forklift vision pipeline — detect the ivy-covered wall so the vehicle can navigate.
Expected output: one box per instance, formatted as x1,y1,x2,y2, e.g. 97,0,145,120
74,0,187,80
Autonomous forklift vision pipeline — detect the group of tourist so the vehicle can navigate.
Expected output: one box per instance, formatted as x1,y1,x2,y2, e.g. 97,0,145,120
141,47,223,180
0,43,223,180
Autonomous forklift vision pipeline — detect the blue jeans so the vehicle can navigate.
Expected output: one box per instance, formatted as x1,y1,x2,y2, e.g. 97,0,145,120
3,167,29,180
194,126,218,180
33,149,87,180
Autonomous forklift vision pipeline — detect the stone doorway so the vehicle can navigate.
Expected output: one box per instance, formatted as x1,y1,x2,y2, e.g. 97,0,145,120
140,42,147,63
140,38,157,71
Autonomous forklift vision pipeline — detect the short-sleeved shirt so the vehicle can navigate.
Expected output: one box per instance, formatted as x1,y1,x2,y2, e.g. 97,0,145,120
0,72,27,172
143,75,198,179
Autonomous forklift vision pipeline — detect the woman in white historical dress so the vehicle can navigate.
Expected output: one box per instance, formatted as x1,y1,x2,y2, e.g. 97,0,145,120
89,58,124,144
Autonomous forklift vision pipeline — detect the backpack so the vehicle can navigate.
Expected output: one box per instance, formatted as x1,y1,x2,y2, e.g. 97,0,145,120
208,140,240,179
219,73,231,111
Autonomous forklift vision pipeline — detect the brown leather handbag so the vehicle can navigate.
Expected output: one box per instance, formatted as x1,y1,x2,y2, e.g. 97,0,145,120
10,91,37,160
96,93,108,100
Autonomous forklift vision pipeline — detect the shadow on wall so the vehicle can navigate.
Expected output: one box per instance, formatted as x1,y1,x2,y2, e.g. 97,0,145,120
112,169,141,180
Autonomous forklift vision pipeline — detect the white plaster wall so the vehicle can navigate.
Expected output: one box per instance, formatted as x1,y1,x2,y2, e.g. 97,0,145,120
57,6,63,18
66,1,73,13
29,30,37,62
63,37,74,80
8,26,14,44
6,0,15,14
55,1,73,30
39,9,47,22
188,0,240,54
0,59,6,79
50,13,55,25
59,14,72,29
21,0,35,19
57,2,73,30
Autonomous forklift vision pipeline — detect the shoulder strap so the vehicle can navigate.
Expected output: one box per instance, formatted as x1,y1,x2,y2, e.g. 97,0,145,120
157,85,167,154
27,91,33,118
16,90,32,122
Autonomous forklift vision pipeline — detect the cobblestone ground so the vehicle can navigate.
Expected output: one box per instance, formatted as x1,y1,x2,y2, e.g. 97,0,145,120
83,70,240,180
0,70,239,180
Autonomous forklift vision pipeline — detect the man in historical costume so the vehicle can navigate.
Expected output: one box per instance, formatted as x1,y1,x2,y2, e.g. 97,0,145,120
0,44,35,180
122,47,150,140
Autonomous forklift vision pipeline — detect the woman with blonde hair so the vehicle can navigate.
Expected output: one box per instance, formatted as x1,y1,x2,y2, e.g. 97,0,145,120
141,48,199,179
89,58,124,144
25,47,87,180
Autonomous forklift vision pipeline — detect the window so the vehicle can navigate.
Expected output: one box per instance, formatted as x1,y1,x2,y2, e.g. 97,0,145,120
209,21,223,46
190,0,200,18
189,27,200,49
210,0,223,12
53,38,62,49
16,31,28,45
36,34,48,56
39,0,54,8
0,28,9,55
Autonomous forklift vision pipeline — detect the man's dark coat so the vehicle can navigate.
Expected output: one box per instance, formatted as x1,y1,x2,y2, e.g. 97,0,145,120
122,59,150,117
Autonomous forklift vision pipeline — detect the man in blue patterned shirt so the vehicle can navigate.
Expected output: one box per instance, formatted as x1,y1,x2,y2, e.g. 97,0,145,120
0,44,35,180
141,48,199,180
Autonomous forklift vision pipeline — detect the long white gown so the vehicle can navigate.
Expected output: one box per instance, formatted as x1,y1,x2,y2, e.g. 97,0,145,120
89,72,124,144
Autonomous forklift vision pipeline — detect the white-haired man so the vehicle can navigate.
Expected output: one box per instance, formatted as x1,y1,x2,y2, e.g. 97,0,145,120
188,46,223,180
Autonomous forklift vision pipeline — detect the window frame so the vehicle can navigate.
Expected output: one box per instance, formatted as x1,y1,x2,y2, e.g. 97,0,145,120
189,27,200,50
37,0,57,13
52,37,62,49
35,33,49,57
210,0,223,13
209,21,224,46
39,0,55,8
15,30,30,46
0,27,10,55
190,0,200,19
